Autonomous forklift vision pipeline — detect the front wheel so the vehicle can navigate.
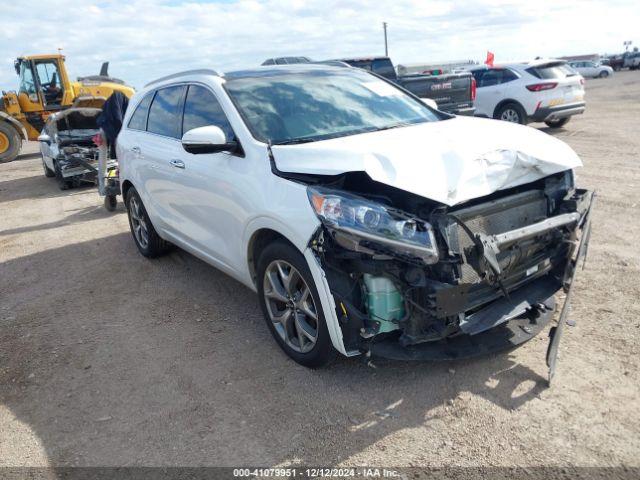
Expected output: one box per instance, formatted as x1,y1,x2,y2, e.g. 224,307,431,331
0,122,21,163
545,117,571,128
54,161,71,190
598,70,609,78
495,103,527,125
257,240,335,368
104,194,117,212
42,157,55,177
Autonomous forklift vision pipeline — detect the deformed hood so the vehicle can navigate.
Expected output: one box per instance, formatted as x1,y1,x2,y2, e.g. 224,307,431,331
271,116,582,206
51,108,101,133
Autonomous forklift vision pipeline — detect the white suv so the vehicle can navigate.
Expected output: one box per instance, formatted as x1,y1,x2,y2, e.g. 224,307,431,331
470,59,585,128
117,65,593,377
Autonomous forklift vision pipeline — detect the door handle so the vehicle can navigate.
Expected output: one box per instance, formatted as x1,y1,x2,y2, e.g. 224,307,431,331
131,146,141,155
170,159,185,169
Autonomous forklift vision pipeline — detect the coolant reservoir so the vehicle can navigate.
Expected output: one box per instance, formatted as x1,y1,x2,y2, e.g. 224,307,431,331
363,274,404,333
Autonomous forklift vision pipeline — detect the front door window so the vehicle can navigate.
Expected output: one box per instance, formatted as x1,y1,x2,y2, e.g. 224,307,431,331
18,62,37,97
35,60,64,107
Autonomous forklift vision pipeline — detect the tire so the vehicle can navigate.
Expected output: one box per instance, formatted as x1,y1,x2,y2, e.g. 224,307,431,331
495,102,527,125
53,161,72,190
257,240,335,368
598,70,609,78
544,117,571,129
0,122,21,163
125,187,171,257
104,195,117,212
42,157,55,177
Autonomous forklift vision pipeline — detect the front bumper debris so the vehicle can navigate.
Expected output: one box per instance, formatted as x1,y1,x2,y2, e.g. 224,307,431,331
546,190,595,385
310,168,594,386
369,189,595,385
370,296,556,361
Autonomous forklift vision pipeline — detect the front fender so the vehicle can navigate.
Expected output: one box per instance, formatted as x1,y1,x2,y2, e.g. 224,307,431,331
243,215,351,356
243,214,320,264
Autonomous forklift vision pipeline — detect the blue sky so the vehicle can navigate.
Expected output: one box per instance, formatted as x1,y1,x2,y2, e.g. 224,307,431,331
0,0,637,91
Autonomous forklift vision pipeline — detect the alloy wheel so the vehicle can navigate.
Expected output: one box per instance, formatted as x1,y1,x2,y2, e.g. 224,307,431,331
500,108,520,123
263,260,319,353
129,196,149,249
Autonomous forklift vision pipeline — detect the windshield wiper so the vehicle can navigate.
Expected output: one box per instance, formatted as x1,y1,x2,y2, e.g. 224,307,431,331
372,122,416,132
272,137,318,146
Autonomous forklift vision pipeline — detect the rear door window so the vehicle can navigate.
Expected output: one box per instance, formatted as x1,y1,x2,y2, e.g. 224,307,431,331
128,93,153,131
502,69,518,83
182,85,235,141
478,70,501,87
147,85,186,138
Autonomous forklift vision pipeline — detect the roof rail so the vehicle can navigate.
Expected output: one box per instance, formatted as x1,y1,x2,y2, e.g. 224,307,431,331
144,69,222,87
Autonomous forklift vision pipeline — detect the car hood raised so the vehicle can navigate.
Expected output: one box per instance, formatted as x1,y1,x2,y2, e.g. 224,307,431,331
271,116,582,206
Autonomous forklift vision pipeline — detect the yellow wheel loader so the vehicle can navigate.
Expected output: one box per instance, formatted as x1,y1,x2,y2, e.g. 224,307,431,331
0,54,134,162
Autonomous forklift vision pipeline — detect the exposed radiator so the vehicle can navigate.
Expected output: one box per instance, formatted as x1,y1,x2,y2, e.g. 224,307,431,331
440,190,548,283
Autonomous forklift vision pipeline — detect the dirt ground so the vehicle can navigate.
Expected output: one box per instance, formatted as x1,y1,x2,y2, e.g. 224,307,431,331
1,71,639,469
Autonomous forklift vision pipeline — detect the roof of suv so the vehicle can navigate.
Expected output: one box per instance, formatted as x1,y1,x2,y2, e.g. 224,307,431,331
225,64,349,79
144,64,345,87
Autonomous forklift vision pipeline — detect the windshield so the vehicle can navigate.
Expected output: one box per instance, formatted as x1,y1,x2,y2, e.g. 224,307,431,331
224,68,440,144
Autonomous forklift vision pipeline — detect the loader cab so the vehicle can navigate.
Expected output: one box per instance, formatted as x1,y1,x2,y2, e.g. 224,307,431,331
15,56,69,113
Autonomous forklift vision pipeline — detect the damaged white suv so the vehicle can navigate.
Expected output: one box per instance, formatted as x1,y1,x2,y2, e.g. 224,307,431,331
118,65,593,382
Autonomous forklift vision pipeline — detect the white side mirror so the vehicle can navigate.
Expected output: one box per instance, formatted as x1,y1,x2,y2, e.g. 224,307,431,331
421,98,438,110
38,134,51,144
181,125,236,154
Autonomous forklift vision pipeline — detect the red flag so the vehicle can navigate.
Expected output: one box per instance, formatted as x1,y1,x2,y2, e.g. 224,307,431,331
485,51,495,67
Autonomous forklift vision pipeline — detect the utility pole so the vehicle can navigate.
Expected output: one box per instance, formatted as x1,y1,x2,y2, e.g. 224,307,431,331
383,22,388,57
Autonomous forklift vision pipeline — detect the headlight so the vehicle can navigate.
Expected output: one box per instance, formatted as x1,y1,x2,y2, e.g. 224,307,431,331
307,187,439,264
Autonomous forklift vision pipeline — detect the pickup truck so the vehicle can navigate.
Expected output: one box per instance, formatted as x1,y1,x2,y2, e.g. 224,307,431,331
334,56,476,116
623,52,640,70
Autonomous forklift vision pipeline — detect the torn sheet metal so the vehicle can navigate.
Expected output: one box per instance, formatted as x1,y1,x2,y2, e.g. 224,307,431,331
546,190,595,386
271,115,582,206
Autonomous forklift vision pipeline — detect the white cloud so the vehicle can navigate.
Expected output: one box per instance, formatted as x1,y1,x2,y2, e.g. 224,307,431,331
0,0,637,91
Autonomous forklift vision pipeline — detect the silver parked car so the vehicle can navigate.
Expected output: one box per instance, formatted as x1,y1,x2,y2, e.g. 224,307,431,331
569,61,613,78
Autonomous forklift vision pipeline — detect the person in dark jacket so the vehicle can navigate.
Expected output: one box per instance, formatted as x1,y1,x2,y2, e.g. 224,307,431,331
97,91,129,152
95,91,130,202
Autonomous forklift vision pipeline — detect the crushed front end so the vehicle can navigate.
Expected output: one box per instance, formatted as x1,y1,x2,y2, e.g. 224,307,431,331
306,170,594,382
56,145,102,183
48,108,111,186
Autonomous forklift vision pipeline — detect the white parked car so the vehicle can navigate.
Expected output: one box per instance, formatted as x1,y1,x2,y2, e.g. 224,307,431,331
470,60,585,128
117,65,593,379
568,61,613,78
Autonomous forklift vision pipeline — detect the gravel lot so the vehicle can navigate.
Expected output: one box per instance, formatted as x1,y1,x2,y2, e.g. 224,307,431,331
1,71,639,469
